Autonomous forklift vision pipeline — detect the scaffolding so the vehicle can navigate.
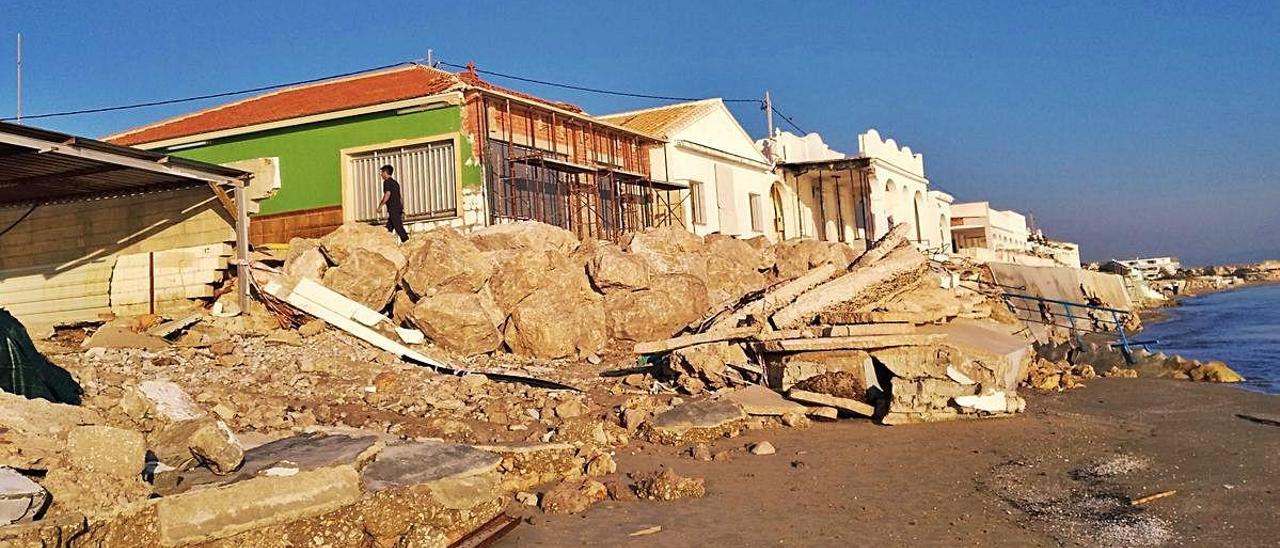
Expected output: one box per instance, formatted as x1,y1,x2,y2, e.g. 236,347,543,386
481,96,679,241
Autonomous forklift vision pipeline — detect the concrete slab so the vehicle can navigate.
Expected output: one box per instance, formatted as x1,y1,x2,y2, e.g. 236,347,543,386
719,385,808,416
644,400,747,445
362,441,501,510
182,432,378,490
786,389,875,418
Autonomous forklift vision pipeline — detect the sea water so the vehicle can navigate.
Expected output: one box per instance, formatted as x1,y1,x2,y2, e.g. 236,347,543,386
1140,283,1280,394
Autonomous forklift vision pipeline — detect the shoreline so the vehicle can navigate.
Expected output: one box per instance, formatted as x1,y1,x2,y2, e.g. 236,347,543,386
1138,277,1280,327
497,378,1280,547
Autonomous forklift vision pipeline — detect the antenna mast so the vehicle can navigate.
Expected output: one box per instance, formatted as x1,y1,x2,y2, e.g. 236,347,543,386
763,90,774,137
15,33,22,123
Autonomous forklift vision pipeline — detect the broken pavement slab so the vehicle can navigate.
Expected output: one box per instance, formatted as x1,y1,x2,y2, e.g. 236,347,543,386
361,441,502,510
785,389,875,418
1,467,48,525
719,384,808,416
643,399,748,445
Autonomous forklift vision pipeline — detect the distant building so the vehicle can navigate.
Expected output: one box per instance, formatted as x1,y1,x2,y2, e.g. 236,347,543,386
757,129,953,252
1115,256,1181,279
950,201,1030,252
1029,237,1082,269
598,99,777,239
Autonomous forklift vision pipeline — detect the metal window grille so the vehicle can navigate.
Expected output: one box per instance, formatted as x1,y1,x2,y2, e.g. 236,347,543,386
689,181,706,225
348,141,456,222
749,193,763,232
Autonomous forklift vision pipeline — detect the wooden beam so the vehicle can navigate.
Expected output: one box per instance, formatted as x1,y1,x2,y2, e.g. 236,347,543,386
208,181,237,218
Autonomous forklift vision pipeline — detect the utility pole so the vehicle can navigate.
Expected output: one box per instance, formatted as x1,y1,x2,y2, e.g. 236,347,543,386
15,33,22,123
763,90,774,137
426,48,434,67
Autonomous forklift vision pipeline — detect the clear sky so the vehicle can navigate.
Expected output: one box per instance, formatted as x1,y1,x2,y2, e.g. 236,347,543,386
2,1,1277,265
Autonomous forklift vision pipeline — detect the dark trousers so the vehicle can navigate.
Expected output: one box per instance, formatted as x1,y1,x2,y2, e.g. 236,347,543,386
385,210,408,242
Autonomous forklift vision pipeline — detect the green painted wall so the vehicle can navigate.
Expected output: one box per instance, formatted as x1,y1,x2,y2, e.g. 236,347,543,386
172,105,480,215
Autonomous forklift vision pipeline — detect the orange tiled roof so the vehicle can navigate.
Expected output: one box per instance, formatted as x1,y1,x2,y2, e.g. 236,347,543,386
108,64,590,146
597,101,717,140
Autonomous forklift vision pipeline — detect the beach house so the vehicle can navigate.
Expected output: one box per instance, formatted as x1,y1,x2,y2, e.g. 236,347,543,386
760,129,953,252
107,63,674,244
597,99,778,239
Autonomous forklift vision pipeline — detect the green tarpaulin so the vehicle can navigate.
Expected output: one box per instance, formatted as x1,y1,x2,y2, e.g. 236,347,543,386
0,308,82,405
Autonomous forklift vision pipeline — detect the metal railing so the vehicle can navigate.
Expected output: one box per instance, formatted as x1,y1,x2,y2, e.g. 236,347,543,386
1000,292,1156,364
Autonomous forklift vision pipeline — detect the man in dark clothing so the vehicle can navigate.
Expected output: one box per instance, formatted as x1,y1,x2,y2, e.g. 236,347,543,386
378,164,408,242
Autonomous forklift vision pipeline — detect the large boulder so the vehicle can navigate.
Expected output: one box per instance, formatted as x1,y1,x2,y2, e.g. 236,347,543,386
320,222,407,271
703,254,766,305
467,221,579,254
402,228,494,297
408,291,504,356
603,274,710,342
771,239,855,279
282,238,329,281
504,281,606,359
623,226,707,278
587,244,651,293
485,249,571,312
150,416,244,475
321,248,400,311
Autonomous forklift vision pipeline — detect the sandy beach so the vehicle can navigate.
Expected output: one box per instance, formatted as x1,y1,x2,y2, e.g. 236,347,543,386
498,378,1280,547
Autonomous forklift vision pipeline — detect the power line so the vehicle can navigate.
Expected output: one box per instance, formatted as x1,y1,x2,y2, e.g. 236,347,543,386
438,60,760,105
1,61,413,122
770,106,806,135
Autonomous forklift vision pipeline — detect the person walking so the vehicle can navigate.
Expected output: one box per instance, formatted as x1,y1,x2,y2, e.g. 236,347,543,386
378,164,408,242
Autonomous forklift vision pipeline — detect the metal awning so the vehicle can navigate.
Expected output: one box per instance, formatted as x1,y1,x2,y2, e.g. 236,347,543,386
508,153,595,174
0,120,253,310
0,121,246,208
777,156,871,175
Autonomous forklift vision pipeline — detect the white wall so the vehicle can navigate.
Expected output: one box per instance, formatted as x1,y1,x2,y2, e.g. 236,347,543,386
650,104,779,239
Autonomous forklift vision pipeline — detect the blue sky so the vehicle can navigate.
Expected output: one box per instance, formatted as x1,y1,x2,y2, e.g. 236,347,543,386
2,1,1277,265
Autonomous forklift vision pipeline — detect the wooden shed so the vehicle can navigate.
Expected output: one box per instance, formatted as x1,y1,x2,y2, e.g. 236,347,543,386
0,121,250,330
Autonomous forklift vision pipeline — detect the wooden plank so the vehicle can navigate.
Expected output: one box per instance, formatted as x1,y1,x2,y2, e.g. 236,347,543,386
1,295,110,316
632,326,758,354
111,285,214,305
0,281,113,306
756,333,945,353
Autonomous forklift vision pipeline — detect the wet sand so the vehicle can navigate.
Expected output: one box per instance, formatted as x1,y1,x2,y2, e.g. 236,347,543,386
498,379,1280,547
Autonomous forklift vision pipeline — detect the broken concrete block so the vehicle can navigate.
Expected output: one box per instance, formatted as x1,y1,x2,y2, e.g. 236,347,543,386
0,467,48,525
151,417,244,474
136,380,204,422
0,391,103,470
65,425,146,479
155,462,362,546
786,389,875,418
468,220,579,254
665,341,749,393
644,399,747,445
361,441,501,510
720,385,808,416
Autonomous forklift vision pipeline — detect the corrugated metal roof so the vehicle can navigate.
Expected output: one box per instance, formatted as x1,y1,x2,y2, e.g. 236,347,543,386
0,121,246,208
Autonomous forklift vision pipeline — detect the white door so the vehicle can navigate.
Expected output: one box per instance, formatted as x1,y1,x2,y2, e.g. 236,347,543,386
714,164,736,233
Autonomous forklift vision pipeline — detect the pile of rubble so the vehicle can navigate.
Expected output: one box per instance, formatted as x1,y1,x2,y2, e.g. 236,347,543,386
1,219,1101,543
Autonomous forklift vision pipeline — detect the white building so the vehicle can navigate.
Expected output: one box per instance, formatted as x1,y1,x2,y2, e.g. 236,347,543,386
759,129,953,252
599,99,778,239
1115,256,1181,279
951,201,1030,253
